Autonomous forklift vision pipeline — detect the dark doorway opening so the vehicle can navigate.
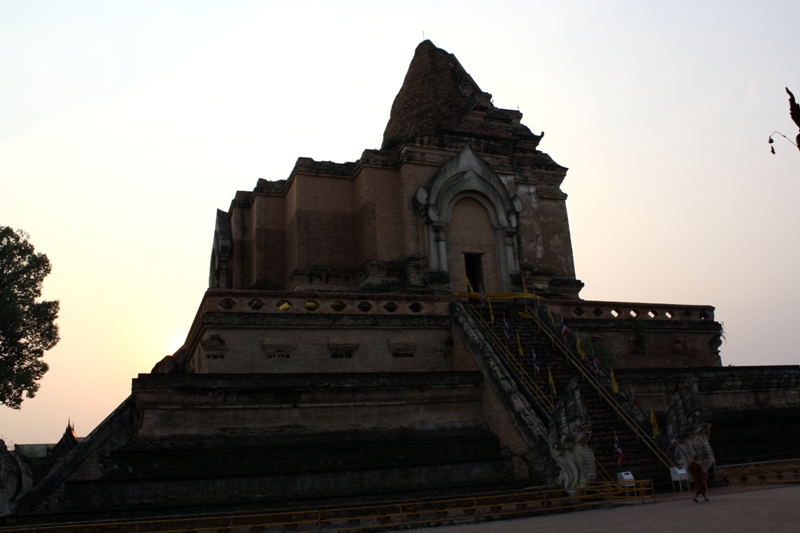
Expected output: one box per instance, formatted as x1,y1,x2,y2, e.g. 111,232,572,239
464,254,484,292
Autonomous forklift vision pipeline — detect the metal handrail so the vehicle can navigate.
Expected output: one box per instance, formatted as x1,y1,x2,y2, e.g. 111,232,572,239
577,479,656,504
465,302,615,481
595,458,613,482
466,304,555,413
519,301,675,471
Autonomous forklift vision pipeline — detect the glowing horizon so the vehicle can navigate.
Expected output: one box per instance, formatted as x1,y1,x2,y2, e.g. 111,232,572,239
1,0,799,445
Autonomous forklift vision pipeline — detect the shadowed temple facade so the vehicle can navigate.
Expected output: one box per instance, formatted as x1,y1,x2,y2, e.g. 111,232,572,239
2,41,798,525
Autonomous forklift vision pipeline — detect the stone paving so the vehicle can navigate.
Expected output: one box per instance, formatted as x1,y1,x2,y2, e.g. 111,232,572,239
415,484,800,533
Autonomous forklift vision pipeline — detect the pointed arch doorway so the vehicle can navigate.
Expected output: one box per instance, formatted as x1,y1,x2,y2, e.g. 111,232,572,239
413,146,522,293
447,196,502,294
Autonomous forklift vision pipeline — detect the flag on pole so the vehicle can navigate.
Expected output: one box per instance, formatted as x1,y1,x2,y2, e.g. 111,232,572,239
516,332,524,356
576,339,585,359
532,347,541,375
611,369,619,394
669,432,678,458
488,299,495,323
590,350,602,375
560,319,569,340
464,276,475,295
614,433,625,466
650,409,660,438
631,386,642,412
278,301,291,311
522,275,528,295
479,283,485,307
502,315,511,341
546,304,555,327
548,367,557,396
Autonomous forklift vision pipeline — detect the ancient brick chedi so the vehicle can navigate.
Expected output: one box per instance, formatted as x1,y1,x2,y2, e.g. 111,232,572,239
4,41,797,525
210,40,578,297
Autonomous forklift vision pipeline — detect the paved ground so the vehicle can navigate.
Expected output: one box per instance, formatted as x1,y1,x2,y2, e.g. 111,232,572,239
416,484,800,533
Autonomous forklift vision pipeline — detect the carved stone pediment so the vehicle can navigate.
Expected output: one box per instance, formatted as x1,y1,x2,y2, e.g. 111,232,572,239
418,145,519,231
389,335,417,358
327,343,359,359
201,334,228,360
260,342,295,359
413,145,521,290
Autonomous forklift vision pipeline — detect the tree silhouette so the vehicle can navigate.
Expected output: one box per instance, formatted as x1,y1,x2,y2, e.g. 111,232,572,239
0,227,59,408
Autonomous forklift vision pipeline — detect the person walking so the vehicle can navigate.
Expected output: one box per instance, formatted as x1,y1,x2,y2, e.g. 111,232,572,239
689,455,709,502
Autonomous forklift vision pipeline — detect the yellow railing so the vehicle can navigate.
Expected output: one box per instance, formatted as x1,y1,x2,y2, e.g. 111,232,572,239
520,301,676,471
0,482,654,533
466,304,555,413
465,302,620,482
717,459,800,485
577,479,656,504
458,292,673,472
595,459,613,482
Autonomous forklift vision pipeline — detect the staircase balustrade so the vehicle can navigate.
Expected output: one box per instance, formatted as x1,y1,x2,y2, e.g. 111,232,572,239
462,293,675,474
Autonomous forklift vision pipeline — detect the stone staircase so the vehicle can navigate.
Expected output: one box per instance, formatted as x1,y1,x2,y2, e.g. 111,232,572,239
467,301,673,489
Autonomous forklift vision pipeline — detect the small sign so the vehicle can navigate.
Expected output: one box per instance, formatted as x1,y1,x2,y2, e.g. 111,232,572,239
617,471,635,482
670,467,688,481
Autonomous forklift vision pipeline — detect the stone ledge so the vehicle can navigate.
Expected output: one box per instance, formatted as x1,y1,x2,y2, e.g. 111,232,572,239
199,312,452,328
550,299,717,322
133,371,483,391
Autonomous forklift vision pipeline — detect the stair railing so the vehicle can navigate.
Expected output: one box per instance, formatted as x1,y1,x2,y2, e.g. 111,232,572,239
466,301,615,482
518,300,675,471
595,459,613,482
466,304,556,414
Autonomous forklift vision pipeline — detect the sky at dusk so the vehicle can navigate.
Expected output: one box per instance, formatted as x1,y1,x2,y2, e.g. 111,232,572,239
1,0,799,444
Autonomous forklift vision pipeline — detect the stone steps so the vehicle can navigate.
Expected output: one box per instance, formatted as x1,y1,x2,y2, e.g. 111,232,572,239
472,303,670,487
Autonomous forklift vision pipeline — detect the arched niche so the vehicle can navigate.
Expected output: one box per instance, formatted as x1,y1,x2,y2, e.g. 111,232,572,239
413,145,521,292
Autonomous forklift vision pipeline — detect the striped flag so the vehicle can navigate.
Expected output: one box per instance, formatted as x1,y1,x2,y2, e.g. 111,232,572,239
614,433,625,466
669,432,678,458
560,319,569,340
479,283,485,306
590,350,602,375
503,315,511,341
532,347,541,375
